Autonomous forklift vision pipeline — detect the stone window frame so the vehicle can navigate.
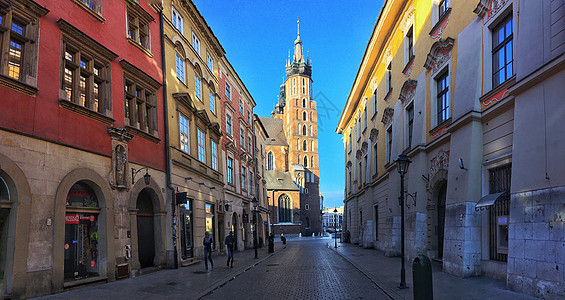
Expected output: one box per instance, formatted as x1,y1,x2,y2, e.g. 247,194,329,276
435,68,450,126
405,101,414,149
0,0,48,95
171,5,183,34
58,19,118,124
191,30,200,55
241,166,247,191
197,126,206,163
126,1,154,56
211,138,218,171
226,112,232,136
71,0,104,22
267,151,274,170
121,60,161,142
175,43,186,84
491,13,514,88
227,156,234,185
206,51,213,71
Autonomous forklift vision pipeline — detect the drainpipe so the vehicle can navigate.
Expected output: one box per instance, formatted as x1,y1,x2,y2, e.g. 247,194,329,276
159,8,178,269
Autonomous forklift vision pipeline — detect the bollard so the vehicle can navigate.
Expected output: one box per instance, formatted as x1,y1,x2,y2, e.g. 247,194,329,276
412,254,433,300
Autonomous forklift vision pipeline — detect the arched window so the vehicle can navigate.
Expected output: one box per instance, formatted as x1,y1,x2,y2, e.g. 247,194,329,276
304,155,308,167
297,138,300,150
303,140,307,151
309,125,313,136
302,98,306,107
310,112,313,122
298,154,301,164
267,152,274,170
302,125,307,136
278,194,291,222
194,64,202,100
311,156,314,168
311,141,314,151
297,124,301,134
175,43,186,83
303,111,307,121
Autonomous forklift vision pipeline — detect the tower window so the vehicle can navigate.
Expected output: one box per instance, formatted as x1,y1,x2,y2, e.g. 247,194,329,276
303,111,307,121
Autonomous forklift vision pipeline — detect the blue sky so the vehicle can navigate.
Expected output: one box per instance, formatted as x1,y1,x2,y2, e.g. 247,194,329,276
192,0,383,208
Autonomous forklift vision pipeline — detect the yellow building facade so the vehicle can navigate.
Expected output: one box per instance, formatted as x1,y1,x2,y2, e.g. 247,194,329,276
337,0,565,297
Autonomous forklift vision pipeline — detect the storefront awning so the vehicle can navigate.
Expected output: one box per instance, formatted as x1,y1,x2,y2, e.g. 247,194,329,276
475,192,505,210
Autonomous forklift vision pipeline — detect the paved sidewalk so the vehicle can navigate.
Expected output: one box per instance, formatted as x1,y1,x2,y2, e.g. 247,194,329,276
37,244,285,300
329,241,539,300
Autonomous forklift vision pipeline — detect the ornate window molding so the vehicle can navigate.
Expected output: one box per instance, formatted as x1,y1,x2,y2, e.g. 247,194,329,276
424,37,454,74
381,107,394,127
399,79,418,105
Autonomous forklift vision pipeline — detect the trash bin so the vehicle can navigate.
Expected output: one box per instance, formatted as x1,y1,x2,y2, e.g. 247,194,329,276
268,234,274,253
412,254,433,300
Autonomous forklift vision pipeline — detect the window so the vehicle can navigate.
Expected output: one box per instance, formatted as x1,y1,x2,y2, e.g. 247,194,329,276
303,140,307,151
172,6,183,33
179,113,190,153
373,143,378,175
372,88,378,116
364,155,368,183
225,83,231,100
439,0,449,18
197,128,206,162
278,194,291,223
309,125,313,136
194,67,202,100
359,161,362,186
305,204,310,210
226,114,232,136
385,62,392,95
298,154,301,164
297,139,300,150
311,141,314,152
127,4,152,51
310,156,314,168
247,110,252,124
248,135,252,151
363,107,367,131
227,157,234,184
303,111,307,121
74,0,103,17
406,26,414,62
209,90,215,114
0,1,44,91
386,127,392,163
249,172,253,194
489,164,511,262
211,140,218,170
241,167,247,190
123,63,159,136
239,99,244,114
267,152,274,170
207,52,213,71
348,132,352,152
436,70,450,124
191,31,200,54
492,14,513,87
175,50,185,83
302,78,305,94
303,98,307,107
407,104,414,148
61,35,112,115
348,170,352,193
240,129,245,147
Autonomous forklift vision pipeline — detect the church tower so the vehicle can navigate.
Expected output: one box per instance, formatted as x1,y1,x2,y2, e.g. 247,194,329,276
272,19,321,235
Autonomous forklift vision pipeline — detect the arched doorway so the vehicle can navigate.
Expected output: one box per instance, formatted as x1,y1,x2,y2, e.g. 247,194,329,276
64,182,101,280
0,175,12,293
231,213,238,251
436,181,447,259
136,189,155,268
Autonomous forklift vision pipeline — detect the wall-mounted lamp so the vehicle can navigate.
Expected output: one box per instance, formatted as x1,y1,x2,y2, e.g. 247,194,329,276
459,158,468,170
132,167,151,185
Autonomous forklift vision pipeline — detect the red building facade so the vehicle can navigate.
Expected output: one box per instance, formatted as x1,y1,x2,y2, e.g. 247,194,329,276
0,0,166,297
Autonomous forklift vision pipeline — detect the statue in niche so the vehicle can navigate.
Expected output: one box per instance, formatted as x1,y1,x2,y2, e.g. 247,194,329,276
115,145,127,186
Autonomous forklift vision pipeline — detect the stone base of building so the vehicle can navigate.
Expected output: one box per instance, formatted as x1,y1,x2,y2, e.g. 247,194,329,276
272,224,301,235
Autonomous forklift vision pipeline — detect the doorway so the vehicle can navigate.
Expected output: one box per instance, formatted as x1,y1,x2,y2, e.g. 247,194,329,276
136,189,155,269
180,201,193,259
231,213,238,251
436,182,447,259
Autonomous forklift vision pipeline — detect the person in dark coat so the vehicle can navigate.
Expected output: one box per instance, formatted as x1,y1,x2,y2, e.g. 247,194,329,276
225,231,235,268
203,231,213,270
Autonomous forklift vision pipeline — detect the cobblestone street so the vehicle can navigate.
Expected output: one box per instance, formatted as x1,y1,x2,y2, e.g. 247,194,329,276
203,238,390,299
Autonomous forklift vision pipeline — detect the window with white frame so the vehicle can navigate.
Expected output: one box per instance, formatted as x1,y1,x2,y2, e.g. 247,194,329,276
241,166,247,190
179,113,190,153
207,51,213,71
311,141,314,152
191,31,200,54
227,157,234,184
436,69,449,125
172,6,183,33
385,62,392,95
310,156,314,168
197,128,206,162
492,14,514,87
194,68,202,100
209,90,215,114
372,88,378,116
239,99,244,114
225,83,231,100
211,139,218,170
406,104,414,148
309,125,313,136
386,126,392,163
175,50,185,83
240,128,245,147
226,114,232,136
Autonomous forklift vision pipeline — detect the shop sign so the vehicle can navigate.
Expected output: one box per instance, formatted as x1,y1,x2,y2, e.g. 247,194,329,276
90,260,96,268
80,215,94,222
65,214,79,224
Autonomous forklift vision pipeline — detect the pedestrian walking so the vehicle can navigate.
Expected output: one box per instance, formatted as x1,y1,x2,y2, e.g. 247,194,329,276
225,231,235,268
203,231,213,270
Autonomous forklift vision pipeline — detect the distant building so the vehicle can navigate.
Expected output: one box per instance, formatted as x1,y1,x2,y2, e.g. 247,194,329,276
322,207,343,232
261,20,322,236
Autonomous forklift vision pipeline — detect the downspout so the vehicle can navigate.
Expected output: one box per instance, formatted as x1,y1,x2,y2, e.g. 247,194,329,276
159,8,178,269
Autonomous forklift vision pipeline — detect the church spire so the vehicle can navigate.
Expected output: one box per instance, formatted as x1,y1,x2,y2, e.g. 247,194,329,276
293,17,304,62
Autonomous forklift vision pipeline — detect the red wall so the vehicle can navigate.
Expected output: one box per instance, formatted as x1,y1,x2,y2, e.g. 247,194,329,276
0,0,165,170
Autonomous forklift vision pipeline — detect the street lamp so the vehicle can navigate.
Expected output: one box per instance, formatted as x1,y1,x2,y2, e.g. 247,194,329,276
334,208,338,248
395,153,411,289
131,167,151,185
252,197,258,259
